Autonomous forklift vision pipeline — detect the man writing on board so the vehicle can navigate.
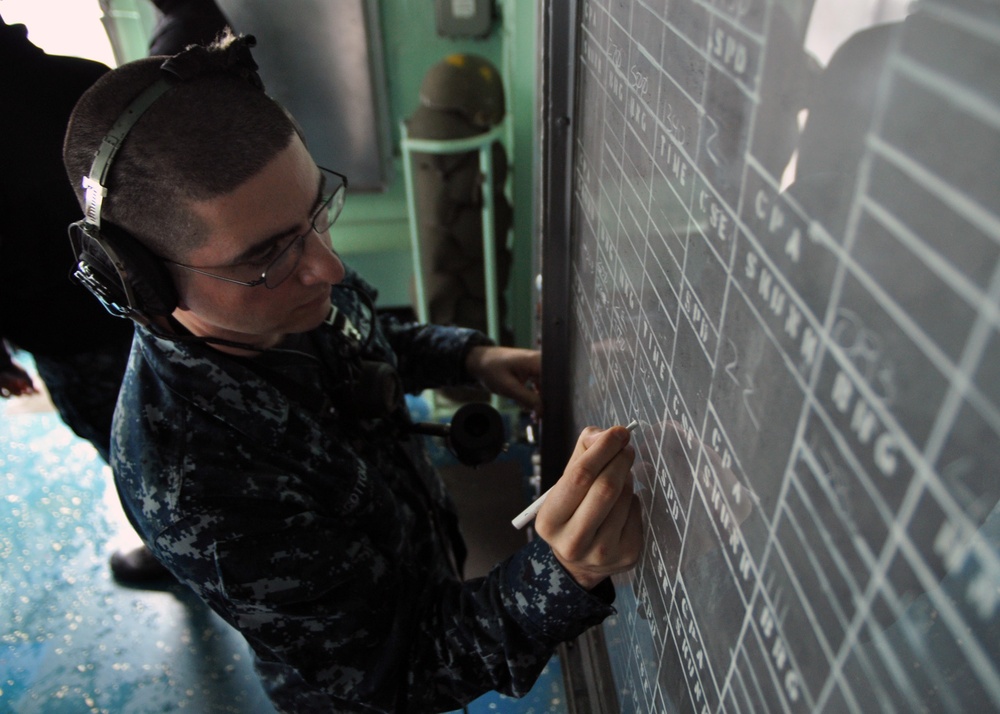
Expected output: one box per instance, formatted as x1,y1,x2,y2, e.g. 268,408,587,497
62,33,643,712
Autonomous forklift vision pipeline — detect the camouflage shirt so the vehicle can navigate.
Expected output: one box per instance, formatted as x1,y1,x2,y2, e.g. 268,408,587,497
111,271,615,713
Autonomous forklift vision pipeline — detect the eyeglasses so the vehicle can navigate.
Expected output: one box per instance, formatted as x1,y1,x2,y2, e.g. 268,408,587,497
165,166,348,289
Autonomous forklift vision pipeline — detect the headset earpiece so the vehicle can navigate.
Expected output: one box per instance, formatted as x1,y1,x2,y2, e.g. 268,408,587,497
68,219,177,322
67,36,260,328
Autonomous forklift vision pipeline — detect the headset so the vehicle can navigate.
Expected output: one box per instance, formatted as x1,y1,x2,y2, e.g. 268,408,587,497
68,78,177,324
67,37,264,327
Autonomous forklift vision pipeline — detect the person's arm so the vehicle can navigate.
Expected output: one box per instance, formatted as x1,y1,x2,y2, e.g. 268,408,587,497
378,317,543,410
406,425,643,707
201,511,615,711
341,266,498,393
190,426,641,712
464,345,541,413
376,313,495,392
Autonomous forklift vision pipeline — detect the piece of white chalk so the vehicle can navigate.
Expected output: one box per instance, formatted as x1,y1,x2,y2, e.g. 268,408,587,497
512,419,640,529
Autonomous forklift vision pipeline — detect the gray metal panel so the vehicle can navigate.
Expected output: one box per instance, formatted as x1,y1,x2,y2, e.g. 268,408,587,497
540,0,578,493
215,0,391,191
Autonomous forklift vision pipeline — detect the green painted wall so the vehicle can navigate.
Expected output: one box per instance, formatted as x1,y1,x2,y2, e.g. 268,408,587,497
342,1,539,349
502,0,541,350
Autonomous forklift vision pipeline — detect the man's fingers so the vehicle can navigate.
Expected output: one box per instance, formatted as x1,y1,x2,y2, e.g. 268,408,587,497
593,475,637,545
586,492,643,570
563,425,608,465
509,380,541,412
560,448,635,549
534,424,645,588
619,496,645,565
569,420,637,459
546,427,631,523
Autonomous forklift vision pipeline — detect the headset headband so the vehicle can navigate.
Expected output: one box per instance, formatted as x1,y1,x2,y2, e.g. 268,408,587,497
69,34,266,327
82,78,173,229
80,34,261,230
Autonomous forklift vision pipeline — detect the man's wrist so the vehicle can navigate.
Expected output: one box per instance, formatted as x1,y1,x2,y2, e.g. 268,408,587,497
460,335,495,380
558,560,609,591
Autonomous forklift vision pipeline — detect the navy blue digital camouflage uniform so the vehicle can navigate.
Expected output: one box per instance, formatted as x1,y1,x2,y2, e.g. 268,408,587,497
112,268,615,713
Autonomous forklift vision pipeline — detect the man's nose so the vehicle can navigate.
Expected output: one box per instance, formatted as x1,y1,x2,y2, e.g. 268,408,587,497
299,230,345,285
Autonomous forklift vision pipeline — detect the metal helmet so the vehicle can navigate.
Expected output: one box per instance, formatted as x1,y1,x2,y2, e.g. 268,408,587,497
418,54,505,129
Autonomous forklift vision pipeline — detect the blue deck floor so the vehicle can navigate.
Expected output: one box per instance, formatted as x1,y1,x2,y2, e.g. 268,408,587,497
0,377,565,713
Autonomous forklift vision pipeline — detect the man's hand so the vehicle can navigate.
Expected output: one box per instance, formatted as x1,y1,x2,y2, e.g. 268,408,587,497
465,346,541,413
534,426,644,590
0,363,38,399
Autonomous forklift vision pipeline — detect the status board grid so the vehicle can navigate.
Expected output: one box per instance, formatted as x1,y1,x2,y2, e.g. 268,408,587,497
564,0,1000,712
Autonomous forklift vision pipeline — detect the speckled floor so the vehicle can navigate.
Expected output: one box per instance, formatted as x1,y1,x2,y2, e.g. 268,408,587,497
0,363,565,713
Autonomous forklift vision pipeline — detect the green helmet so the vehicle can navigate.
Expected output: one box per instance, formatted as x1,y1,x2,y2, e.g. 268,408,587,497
418,54,505,129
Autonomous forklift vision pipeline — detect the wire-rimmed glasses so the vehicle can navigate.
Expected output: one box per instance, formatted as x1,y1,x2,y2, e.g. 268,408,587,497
165,166,347,289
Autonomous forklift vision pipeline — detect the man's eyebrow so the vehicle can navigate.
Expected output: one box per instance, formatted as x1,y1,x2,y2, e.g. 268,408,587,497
227,172,326,265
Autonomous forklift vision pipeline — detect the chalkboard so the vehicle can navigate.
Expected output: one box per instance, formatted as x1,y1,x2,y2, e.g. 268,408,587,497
539,0,1000,711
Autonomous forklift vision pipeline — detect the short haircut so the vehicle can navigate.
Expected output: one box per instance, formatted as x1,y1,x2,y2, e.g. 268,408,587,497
63,32,297,261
